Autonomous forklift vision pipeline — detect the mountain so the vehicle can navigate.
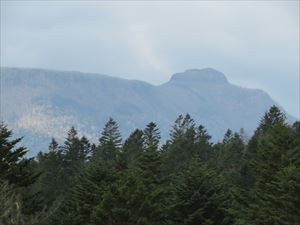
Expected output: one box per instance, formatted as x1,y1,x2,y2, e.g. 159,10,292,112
0,67,292,155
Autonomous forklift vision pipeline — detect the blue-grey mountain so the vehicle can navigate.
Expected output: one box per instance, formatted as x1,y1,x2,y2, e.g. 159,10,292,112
0,67,291,155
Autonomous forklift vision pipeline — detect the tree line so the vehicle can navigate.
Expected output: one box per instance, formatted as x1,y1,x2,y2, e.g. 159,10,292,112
1,105,299,225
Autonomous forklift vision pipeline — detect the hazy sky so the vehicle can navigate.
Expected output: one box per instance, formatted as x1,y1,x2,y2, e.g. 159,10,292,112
1,1,299,118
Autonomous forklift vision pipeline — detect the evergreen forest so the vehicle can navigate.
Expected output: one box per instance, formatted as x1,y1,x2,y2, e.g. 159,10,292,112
1,105,299,225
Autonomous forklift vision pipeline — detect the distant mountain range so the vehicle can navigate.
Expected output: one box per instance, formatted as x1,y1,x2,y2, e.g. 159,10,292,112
0,67,294,155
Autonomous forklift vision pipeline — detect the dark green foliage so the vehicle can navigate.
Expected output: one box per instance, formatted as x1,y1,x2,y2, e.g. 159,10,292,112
90,163,170,225
171,159,230,225
0,179,23,225
0,122,41,217
230,106,300,225
2,106,299,225
216,132,245,188
143,122,160,151
121,129,144,167
162,114,197,173
63,127,88,173
95,118,122,162
0,122,36,187
50,161,117,225
195,125,213,162
35,138,65,207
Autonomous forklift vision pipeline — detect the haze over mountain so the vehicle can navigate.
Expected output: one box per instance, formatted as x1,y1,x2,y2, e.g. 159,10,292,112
0,67,293,155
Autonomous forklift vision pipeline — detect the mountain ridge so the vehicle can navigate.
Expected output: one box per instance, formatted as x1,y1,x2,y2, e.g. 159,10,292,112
0,67,293,155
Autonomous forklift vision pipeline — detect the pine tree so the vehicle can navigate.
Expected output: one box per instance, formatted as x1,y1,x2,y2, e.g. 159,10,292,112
79,136,92,163
216,132,245,188
0,122,36,187
95,118,122,162
121,129,144,167
171,159,230,225
222,129,233,145
0,123,40,216
0,179,23,225
230,107,299,225
163,114,197,173
90,123,169,225
35,138,65,207
51,120,121,225
139,122,162,181
50,160,117,225
195,125,213,162
143,122,160,151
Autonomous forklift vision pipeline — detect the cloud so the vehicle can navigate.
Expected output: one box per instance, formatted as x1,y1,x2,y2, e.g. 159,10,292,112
128,21,171,79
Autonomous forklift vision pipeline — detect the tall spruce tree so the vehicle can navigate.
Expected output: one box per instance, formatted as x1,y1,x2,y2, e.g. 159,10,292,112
195,125,213,162
163,114,197,173
121,129,144,167
0,122,36,187
216,132,245,188
95,118,122,162
171,159,230,225
139,122,162,181
90,122,170,225
231,106,299,225
63,127,86,175
51,161,117,225
0,122,41,216
35,138,65,207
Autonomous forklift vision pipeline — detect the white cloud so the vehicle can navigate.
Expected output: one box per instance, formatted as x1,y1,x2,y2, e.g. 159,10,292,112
128,21,172,80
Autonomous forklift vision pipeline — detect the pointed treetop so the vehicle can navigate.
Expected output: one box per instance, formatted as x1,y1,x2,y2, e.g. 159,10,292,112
65,126,78,144
222,129,233,144
48,138,59,152
143,122,161,151
259,105,286,131
170,114,196,142
99,117,122,148
196,125,212,145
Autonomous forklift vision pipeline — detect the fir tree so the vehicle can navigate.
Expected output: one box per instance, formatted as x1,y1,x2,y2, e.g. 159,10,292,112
231,107,299,225
0,123,40,216
195,125,213,162
171,159,230,225
143,122,160,151
95,118,122,162
0,122,36,187
35,138,65,207
163,114,197,173
121,129,144,167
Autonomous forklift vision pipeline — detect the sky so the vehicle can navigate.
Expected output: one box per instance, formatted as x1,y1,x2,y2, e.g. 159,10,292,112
1,1,299,119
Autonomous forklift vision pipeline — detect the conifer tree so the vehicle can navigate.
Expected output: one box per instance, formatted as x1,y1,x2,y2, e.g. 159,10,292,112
0,122,36,187
60,126,88,192
139,122,162,181
195,125,213,162
79,136,92,163
171,159,230,225
52,161,117,225
90,123,169,225
163,114,197,173
95,118,122,162
216,132,245,187
0,179,23,225
0,123,40,216
231,107,299,225
121,129,144,167
35,138,65,207
143,122,160,151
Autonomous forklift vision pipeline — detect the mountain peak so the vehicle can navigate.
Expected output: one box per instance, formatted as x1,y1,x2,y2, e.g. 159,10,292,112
169,68,228,84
